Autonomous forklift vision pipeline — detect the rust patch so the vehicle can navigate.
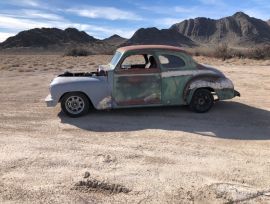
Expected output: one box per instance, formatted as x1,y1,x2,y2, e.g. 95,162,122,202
114,68,160,75
117,97,160,106
114,71,161,106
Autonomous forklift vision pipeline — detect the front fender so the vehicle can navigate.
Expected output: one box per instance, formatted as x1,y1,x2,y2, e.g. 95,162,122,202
49,76,111,109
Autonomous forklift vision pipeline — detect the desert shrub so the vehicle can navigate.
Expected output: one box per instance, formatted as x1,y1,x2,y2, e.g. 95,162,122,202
65,48,92,57
189,44,232,60
230,49,246,59
248,47,264,59
189,47,214,58
263,46,270,59
247,45,270,60
190,44,270,60
194,51,200,56
213,43,232,60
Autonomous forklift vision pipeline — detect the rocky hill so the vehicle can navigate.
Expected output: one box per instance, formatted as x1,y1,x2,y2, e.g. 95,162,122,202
0,28,98,49
123,27,196,47
267,20,270,26
170,12,270,46
103,34,127,46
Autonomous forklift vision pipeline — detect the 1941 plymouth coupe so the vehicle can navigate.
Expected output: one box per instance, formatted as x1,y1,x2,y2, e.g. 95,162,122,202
45,45,240,117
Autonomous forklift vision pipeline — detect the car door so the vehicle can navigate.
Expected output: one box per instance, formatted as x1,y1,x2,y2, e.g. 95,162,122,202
113,52,161,107
157,52,193,105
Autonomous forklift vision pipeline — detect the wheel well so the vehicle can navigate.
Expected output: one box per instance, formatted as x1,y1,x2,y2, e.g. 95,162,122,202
59,91,94,108
193,87,218,100
186,87,216,104
196,87,215,93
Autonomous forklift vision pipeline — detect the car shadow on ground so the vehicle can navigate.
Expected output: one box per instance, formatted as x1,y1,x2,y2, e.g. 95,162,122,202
58,101,270,140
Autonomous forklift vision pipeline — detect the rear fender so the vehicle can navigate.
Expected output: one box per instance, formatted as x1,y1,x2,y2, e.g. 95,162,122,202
184,75,234,104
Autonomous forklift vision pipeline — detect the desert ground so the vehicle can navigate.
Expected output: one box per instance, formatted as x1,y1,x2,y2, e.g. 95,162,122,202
0,54,270,203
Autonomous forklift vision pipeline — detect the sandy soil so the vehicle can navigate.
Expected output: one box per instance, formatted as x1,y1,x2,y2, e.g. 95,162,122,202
0,55,270,203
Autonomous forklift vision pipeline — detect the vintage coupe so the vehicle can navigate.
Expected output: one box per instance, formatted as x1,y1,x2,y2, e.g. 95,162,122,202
45,45,240,117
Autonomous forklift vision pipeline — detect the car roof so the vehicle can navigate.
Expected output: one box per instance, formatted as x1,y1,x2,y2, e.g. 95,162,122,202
117,45,187,53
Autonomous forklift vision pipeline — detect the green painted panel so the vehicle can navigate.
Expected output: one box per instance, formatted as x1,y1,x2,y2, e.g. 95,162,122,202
161,76,191,105
216,89,235,100
155,51,197,105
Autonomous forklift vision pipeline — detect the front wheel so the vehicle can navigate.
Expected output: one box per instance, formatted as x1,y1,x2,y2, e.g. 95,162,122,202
61,92,90,117
189,89,214,113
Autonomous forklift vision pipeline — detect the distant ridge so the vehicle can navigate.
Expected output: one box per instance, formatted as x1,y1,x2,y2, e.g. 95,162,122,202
103,34,127,46
170,12,270,46
123,27,196,47
0,28,98,48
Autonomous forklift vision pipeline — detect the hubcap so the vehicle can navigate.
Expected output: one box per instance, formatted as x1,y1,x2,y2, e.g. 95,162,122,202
198,98,205,105
194,92,212,111
65,96,85,114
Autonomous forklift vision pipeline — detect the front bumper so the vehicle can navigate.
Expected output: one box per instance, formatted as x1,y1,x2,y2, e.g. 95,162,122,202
45,94,57,107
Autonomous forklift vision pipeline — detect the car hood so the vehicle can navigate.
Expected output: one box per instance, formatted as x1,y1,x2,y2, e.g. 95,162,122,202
50,75,104,87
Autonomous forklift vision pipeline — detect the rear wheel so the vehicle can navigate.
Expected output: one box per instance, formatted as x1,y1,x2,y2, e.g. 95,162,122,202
61,92,90,117
189,89,214,113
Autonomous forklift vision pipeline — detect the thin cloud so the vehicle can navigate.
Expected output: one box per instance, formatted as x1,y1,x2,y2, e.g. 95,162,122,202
0,14,136,41
21,9,65,21
0,15,51,30
140,5,193,15
0,32,16,42
66,6,142,21
1,9,65,21
243,9,270,20
64,23,136,39
4,0,41,7
20,0,39,7
85,29,135,39
250,0,270,8
155,18,184,27
198,0,225,6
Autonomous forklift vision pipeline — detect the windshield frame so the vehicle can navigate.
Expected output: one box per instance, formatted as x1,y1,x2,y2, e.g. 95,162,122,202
109,51,122,69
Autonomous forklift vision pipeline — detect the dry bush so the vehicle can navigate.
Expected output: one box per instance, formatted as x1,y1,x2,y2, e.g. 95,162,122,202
64,47,93,57
190,44,270,60
230,49,247,59
188,47,215,58
189,44,232,60
213,43,232,60
247,45,270,60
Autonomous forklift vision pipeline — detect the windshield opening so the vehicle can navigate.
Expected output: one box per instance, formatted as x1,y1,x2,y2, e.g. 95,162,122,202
110,51,122,67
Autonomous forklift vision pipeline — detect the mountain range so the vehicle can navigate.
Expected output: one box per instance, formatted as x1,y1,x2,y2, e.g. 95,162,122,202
123,27,196,47
0,12,269,52
171,12,270,46
0,28,97,49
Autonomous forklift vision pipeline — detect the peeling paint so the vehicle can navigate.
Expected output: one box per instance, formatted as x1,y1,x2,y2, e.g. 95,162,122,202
113,69,161,106
97,96,112,109
161,70,215,78
144,93,159,102
189,78,234,90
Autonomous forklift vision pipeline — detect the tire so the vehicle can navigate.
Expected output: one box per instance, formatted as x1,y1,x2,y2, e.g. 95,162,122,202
189,89,214,113
61,92,90,117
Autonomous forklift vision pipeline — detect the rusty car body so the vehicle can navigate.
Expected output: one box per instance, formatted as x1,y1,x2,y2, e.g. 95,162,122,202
45,45,240,117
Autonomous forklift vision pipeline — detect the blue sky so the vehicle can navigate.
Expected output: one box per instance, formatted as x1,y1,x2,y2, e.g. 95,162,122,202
0,0,269,42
